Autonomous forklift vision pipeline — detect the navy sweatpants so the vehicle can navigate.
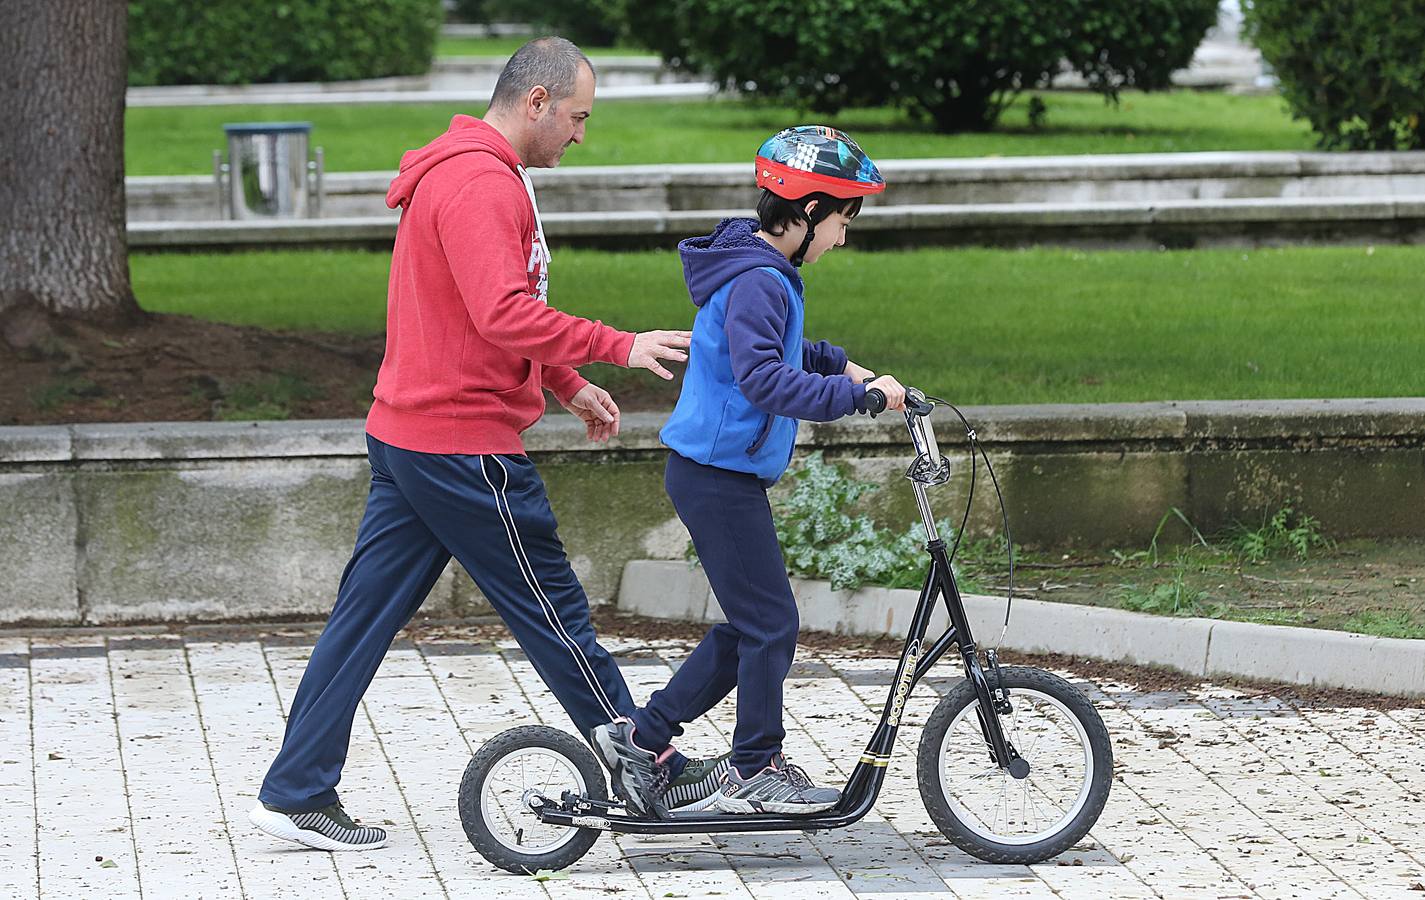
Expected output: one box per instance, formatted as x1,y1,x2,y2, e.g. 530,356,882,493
260,434,647,813
631,452,800,777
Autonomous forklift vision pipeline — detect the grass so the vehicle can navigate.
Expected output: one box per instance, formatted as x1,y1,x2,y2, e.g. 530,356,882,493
211,373,320,421
130,244,1425,405
126,90,1315,176
435,35,646,57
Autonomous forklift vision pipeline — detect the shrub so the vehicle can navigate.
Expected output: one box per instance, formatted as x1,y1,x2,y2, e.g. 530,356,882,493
614,0,1218,133
128,0,443,87
1244,0,1425,150
451,0,622,46
678,451,956,591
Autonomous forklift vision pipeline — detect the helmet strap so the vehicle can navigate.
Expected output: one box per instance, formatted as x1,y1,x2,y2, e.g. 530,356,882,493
791,222,815,268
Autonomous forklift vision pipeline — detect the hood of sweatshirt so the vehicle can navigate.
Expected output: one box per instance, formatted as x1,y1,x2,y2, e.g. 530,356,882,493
386,115,522,210
677,217,802,308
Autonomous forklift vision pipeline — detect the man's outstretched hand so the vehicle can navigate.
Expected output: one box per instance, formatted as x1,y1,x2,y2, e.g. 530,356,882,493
560,383,621,442
628,330,692,380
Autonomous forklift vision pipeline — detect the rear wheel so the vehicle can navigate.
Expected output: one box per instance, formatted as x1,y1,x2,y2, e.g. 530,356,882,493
917,666,1112,864
458,726,606,874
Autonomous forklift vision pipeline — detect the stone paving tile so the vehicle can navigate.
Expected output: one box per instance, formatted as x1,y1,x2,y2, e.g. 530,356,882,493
0,636,37,899
187,641,344,898
109,645,243,899
4,628,1423,899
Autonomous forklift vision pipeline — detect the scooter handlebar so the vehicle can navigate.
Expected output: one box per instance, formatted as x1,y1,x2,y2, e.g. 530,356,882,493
863,388,888,416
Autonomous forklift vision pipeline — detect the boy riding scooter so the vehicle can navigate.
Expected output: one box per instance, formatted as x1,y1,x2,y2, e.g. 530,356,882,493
593,126,908,817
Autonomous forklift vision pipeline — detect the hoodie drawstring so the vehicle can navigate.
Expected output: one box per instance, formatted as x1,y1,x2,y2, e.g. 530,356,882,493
517,165,552,269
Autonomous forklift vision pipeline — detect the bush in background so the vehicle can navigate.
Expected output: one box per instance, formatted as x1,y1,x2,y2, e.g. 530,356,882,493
128,0,443,86
615,0,1217,133
451,0,621,46
1244,0,1425,150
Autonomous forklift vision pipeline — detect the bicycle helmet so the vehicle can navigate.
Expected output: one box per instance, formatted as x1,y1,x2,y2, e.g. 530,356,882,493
754,126,885,265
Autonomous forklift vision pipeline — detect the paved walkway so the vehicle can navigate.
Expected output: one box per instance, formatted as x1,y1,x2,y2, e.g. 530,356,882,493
1,625,1422,899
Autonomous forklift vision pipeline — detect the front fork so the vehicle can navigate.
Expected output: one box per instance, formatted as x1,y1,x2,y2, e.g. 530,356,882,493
929,542,1024,774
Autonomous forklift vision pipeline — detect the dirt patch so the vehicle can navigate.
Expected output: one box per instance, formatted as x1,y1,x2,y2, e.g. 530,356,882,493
958,539,1425,640
1,312,386,425
1,315,683,426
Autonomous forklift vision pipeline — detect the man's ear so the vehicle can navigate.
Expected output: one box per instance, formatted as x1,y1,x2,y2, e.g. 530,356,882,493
802,198,819,218
527,85,550,117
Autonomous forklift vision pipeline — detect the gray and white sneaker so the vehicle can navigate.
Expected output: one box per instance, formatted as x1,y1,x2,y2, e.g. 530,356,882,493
249,801,388,851
712,754,840,815
590,718,666,818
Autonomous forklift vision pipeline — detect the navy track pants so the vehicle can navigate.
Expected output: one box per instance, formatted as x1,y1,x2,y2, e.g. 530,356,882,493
259,434,643,813
631,452,799,777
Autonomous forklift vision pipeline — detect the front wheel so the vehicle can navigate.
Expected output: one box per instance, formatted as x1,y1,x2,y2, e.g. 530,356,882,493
458,725,607,874
917,666,1112,864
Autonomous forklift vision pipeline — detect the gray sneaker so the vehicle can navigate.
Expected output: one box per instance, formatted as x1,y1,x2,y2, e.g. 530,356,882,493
249,801,388,851
712,754,841,815
590,718,666,818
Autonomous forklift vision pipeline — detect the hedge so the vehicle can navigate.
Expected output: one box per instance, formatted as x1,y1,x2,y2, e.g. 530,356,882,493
128,0,443,86
615,0,1219,133
1244,0,1425,151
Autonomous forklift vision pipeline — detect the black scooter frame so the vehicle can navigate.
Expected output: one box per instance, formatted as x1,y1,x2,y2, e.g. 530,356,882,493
531,533,1021,836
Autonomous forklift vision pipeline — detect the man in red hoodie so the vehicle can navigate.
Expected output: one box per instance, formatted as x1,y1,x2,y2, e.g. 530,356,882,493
250,37,703,851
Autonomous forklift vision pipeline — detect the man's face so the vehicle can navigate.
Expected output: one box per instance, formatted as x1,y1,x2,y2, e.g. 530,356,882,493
528,63,595,168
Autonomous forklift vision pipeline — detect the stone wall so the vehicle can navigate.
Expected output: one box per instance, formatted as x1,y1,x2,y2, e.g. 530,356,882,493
2,399,1421,626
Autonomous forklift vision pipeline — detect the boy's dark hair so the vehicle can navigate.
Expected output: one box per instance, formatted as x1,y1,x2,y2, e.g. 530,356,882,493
756,190,864,237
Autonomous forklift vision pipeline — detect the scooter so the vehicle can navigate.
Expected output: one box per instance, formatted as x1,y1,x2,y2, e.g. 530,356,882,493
457,387,1112,873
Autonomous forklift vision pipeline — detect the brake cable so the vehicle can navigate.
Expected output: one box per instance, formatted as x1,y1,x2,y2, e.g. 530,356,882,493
922,396,1015,648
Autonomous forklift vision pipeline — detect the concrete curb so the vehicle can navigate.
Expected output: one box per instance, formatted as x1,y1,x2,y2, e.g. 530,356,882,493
127,194,1425,253
617,560,1425,698
127,150,1425,223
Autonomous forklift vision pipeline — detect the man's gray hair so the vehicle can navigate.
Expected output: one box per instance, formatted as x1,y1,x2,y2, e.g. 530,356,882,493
488,36,595,110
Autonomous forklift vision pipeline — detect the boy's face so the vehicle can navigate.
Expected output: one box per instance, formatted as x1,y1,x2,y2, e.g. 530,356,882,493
802,208,854,265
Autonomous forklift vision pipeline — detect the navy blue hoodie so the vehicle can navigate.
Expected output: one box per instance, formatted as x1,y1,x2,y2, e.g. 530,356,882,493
660,218,866,482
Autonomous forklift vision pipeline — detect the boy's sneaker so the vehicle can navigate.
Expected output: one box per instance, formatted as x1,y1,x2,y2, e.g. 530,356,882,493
712,754,840,815
249,801,388,851
659,751,733,813
590,718,666,818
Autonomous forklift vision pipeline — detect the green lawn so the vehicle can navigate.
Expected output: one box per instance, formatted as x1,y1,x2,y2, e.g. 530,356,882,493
436,35,647,57
131,244,1425,404
127,91,1314,176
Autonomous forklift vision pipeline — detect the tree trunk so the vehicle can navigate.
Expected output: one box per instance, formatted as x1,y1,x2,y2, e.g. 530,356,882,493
0,0,140,324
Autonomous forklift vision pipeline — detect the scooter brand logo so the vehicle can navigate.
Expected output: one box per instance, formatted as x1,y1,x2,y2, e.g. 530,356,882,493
888,640,921,727
570,816,611,830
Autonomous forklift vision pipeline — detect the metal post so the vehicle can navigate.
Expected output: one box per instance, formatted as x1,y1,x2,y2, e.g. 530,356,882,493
212,149,228,219
308,146,325,218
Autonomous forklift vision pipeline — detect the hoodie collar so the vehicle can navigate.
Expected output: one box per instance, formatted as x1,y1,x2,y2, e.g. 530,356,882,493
385,115,522,210
678,218,802,308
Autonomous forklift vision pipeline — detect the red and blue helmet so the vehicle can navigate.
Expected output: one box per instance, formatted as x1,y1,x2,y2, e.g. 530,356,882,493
755,125,886,200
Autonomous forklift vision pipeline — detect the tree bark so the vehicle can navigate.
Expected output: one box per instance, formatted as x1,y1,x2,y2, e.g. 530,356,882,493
0,0,140,324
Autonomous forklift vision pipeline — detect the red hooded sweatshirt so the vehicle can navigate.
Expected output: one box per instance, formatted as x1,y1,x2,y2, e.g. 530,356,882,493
366,115,635,455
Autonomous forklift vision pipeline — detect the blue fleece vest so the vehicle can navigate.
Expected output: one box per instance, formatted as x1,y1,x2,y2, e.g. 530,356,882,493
660,266,804,483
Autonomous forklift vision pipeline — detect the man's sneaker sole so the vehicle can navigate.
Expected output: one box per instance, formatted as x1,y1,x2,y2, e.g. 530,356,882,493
711,794,837,816
249,804,388,852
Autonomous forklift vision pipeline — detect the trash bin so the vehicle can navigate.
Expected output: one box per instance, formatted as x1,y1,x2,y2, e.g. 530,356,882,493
213,122,324,219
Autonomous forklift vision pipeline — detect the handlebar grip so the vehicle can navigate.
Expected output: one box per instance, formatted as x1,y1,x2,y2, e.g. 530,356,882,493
864,388,887,416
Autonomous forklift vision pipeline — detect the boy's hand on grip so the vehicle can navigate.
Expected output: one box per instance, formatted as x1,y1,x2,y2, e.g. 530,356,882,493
867,375,907,412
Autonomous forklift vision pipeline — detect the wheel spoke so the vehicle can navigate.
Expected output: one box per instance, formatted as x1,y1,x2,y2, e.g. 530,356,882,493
935,677,1105,849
